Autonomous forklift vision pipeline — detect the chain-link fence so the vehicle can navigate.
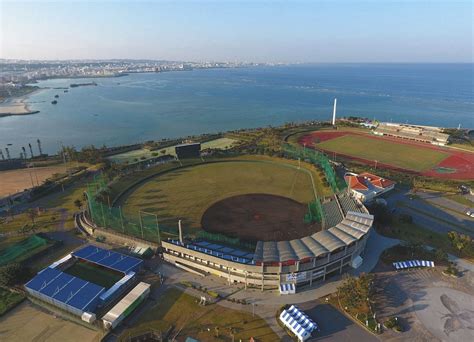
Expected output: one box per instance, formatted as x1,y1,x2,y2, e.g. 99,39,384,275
303,199,324,224
86,175,178,243
0,234,48,266
282,143,345,193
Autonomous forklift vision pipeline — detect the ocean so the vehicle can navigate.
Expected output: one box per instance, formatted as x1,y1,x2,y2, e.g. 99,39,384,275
0,64,472,155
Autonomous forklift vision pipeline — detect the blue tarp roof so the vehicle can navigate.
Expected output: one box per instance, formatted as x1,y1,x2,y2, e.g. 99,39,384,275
72,245,143,274
25,267,105,313
170,239,255,264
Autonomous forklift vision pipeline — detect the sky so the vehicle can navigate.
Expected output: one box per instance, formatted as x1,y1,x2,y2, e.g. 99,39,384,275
0,0,472,63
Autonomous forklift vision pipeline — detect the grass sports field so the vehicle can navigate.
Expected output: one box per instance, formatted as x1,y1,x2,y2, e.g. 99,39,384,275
119,156,322,236
108,137,237,164
119,287,278,342
300,131,449,172
64,261,123,289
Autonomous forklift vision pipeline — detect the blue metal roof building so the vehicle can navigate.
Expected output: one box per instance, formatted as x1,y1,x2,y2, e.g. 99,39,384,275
72,245,143,274
25,267,105,317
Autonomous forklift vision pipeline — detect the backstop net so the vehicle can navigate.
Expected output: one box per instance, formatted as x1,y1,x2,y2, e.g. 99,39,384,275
282,143,345,193
303,199,324,224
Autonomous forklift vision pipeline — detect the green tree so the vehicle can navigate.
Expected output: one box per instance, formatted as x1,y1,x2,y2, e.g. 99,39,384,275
74,199,83,210
0,263,29,286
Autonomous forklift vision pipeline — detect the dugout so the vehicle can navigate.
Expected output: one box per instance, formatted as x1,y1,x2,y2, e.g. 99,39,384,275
175,143,201,159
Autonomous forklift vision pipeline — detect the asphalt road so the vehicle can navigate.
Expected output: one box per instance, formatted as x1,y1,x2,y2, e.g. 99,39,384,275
298,300,379,342
384,189,474,237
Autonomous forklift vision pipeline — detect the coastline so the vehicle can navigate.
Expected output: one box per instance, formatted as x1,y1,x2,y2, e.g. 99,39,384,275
0,89,42,118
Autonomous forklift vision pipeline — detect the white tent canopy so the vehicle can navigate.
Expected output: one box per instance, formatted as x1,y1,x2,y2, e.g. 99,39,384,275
279,305,318,341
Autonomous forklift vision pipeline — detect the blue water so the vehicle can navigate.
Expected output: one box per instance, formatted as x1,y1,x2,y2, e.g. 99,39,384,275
1,64,472,155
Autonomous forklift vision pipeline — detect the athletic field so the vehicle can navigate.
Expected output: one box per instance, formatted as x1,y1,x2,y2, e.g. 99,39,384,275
120,157,319,234
64,261,123,289
300,131,449,172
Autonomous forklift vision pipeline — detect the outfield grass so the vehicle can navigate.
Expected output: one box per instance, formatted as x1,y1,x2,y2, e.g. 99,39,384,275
317,134,449,171
121,157,318,232
119,287,278,342
64,261,123,289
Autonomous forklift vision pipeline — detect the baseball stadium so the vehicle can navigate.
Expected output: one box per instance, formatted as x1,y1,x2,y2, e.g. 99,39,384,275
78,145,374,291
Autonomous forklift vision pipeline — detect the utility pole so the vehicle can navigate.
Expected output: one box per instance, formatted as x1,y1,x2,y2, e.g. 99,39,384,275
138,210,144,239
119,206,125,233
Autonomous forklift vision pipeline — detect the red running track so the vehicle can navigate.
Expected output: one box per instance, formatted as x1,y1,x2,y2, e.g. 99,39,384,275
298,130,474,180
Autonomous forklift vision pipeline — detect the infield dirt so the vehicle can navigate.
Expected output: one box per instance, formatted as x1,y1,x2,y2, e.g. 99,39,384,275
201,193,321,242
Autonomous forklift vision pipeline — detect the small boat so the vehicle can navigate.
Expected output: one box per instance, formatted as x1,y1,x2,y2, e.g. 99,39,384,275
54,95,59,98
64,90,68,93
51,100,58,104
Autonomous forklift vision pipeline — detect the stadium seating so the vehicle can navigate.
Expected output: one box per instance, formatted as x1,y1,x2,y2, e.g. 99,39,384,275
322,198,344,228
336,193,364,215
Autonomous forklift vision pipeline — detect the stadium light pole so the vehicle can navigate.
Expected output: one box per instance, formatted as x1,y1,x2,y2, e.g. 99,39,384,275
138,210,144,239
119,206,125,233
139,210,162,243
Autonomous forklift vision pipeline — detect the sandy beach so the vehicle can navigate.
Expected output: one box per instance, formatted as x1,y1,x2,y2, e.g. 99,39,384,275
0,93,40,117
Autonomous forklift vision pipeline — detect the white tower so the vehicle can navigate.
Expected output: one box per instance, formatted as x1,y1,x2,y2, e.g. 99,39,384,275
332,98,337,125
178,219,183,244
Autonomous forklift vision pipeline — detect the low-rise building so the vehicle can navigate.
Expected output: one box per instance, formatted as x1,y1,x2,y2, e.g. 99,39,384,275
344,172,395,203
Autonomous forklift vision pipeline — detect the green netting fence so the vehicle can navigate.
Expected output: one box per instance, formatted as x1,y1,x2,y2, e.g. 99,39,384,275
304,199,324,224
86,175,178,243
282,143,345,193
0,234,48,266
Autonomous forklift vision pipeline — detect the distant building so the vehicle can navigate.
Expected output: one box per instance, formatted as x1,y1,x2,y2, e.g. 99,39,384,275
344,172,395,203
175,142,201,159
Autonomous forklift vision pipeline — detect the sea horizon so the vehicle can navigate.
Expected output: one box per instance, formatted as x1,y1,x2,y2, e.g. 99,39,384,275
1,63,472,155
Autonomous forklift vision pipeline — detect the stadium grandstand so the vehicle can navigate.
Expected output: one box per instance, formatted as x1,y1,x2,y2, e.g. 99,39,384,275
374,122,449,146
161,192,373,291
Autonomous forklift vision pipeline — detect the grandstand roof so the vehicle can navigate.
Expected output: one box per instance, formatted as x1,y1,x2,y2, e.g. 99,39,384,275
72,245,143,274
25,267,105,313
253,210,373,263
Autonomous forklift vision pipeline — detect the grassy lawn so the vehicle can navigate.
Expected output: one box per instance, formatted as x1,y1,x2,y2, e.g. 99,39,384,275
444,193,474,207
108,137,238,164
317,134,449,171
201,137,237,150
119,288,278,342
64,261,123,288
121,157,318,232
0,177,90,235
0,287,25,316
376,221,474,261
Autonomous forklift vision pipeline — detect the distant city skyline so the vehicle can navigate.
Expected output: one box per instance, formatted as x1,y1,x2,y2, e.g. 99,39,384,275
1,0,472,63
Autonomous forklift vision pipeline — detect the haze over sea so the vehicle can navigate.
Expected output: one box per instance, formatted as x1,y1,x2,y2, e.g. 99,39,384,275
1,64,472,155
